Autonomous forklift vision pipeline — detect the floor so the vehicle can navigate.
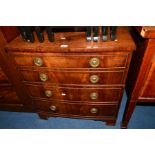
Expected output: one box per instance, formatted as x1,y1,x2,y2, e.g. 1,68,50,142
0,92,155,129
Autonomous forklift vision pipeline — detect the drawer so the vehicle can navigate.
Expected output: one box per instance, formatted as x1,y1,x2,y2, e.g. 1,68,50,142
20,70,125,85
34,100,118,117
13,52,128,69
26,84,123,103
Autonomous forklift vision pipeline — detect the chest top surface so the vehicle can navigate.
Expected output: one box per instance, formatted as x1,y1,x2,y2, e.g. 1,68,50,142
5,27,136,53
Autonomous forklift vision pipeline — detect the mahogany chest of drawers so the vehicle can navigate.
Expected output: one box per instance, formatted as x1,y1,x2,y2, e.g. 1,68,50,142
1,27,135,126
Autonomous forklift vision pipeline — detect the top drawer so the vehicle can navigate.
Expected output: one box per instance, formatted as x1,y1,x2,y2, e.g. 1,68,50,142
12,52,129,69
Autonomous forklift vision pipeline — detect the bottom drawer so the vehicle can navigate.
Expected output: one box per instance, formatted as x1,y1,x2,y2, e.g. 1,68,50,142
34,100,118,117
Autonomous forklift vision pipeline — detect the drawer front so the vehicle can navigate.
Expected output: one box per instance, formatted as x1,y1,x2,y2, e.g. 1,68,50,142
26,84,123,103
20,70,125,85
13,52,128,69
34,100,118,117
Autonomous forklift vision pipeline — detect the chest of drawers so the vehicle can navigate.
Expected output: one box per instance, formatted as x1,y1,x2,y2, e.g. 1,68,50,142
122,26,155,128
3,27,135,125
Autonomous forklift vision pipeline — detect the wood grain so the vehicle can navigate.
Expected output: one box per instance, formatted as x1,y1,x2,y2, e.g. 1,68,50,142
0,26,19,42
34,99,118,117
25,84,123,103
122,26,155,128
20,69,125,85
0,28,33,110
12,52,129,69
1,26,135,125
5,27,136,52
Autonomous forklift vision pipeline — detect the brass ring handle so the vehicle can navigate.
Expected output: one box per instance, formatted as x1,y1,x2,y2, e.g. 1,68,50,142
39,73,48,82
89,57,100,68
34,57,43,67
90,107,98,114
50,105,57,111
90,92,98,100
90,75,99,84
45,90,53,97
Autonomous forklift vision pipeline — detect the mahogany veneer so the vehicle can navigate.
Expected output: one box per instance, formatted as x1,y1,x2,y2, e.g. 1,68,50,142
1,26,135,126
0,27,33,112
122,26,155,128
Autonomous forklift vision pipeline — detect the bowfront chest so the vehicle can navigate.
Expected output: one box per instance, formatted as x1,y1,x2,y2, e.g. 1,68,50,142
1,27,135,126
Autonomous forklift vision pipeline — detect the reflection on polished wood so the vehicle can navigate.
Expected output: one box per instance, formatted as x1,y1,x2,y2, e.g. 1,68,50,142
122,26,155,128
1,26,136,125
